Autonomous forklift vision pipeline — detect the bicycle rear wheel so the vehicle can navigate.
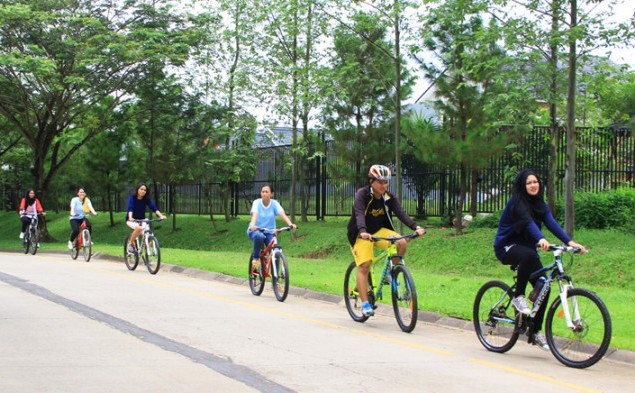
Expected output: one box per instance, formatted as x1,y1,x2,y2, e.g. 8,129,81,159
248,257,265,296
473,280,519,353
23,232,30,254
70,241,79,260
82,230,92,262
343,261,370,323
28,229,38,255
545,287,612,368
391,264,418,333
123,235,138,271
271,250,289,302
144,235,161,274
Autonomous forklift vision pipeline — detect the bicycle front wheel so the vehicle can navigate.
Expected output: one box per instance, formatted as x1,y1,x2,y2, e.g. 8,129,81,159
23,233,29,254
28,229,38,255
123,235,138,271
545,287,612,368
343,261,369,323
144,235,161,274
271,250,289,302
248,257,265,296
473,280,519,353
82,230,92,262
391,264,418,333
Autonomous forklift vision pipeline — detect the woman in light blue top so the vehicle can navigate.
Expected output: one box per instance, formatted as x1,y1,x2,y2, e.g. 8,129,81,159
247,184,296,269
68,187,97,249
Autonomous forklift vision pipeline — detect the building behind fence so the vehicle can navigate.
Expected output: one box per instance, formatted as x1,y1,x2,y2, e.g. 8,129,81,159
4,126,634,218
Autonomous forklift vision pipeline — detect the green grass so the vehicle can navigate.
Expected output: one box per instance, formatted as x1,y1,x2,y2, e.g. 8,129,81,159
2,211,633,351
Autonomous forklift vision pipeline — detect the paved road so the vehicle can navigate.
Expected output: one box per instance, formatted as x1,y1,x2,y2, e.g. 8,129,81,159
1,251,633,393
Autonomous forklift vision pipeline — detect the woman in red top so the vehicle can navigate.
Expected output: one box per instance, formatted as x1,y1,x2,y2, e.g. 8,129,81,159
18,189,46,239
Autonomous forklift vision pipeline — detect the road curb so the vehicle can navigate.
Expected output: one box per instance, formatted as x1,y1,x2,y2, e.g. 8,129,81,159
4,248,634,367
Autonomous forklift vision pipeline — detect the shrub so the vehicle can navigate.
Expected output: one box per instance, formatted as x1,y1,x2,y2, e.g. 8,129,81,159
555,187,635,230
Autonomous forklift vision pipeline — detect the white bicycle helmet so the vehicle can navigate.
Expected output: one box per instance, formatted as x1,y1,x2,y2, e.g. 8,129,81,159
368,164,391,181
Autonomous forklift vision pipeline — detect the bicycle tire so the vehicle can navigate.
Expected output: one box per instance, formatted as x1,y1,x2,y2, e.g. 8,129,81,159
391,264,418,333
70,241,79,260
28,229,38,255
23,232,29,254
123,235,138,271
473,280,519,353
271,250,289,302
82,230,92,262
248,257,265,296
144,235,161,274
545,287,612,368
343,261,370,323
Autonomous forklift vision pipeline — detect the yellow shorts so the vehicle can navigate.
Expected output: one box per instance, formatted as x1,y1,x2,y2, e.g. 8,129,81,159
351,228,400,266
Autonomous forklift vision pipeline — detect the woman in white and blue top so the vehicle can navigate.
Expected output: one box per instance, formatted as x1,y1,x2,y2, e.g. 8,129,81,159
68,187,97,249
247,184,296,268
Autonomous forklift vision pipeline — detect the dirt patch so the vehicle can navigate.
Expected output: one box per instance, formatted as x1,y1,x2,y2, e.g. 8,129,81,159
301,245,337,259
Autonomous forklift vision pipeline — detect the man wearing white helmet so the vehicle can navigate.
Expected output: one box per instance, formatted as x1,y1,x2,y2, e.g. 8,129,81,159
347,164,426,317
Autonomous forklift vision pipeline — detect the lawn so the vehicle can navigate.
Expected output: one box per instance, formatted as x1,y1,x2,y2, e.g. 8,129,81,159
1,211,633,351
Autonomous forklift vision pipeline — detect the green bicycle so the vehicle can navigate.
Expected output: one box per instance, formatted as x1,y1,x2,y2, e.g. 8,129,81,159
344,233,420,333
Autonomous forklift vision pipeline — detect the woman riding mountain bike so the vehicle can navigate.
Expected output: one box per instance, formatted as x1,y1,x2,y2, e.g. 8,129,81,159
19,189,45,240
68,186,97,250
125,182,166,254
347,165,425,317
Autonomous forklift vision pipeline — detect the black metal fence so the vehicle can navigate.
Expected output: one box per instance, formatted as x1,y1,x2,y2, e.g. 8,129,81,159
139,125,634,219
5,126,633,218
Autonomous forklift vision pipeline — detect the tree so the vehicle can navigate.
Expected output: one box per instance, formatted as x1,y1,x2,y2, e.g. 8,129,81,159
0,0,203,238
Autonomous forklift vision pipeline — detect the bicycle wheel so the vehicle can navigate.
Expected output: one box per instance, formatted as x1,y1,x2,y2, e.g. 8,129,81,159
70,240,79,260
271,250,289,302
391,264,418,333
473,280,520,353
343,261,369,323
545,287,612,368
82,230,92,262
123,235,138,271
23,232,30,254
248,257,265,296
144,235,161,274
28,229,38,255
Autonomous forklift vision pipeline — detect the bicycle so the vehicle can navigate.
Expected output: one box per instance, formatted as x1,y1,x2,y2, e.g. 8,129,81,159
473,244,612,368
344,233,420,333
248,227,294,302
70,218,92,262
123,218,163,275
22,214,42,255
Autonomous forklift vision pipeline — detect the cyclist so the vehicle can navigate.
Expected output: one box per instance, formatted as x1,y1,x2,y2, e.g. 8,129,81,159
126,182,166,253
347,165,425,317
247,184,296,271
68,187,97,249
494,168,586,350
18,188,46,239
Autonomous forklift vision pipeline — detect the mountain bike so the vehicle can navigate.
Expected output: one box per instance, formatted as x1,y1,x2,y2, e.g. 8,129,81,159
22,214,41,255
473,244,612,368
123,218,163,275
70,218,92,262
344,233,420,333
248,227,295,302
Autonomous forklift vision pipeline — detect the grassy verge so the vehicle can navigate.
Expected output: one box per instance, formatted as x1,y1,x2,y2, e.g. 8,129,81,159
1,211,633,351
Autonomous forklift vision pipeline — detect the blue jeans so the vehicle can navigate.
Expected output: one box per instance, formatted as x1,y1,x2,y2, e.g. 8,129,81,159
248,230,274,260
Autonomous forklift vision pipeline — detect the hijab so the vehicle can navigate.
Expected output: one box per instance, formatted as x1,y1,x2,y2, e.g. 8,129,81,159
510,169,545,233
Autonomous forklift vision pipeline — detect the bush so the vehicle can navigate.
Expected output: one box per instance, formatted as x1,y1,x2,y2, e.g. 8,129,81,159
556,187,635,230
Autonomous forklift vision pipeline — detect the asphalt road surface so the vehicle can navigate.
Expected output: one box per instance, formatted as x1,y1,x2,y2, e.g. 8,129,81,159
1,251,633,393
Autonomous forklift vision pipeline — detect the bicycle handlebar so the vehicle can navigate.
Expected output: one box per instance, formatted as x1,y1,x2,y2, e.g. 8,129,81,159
537,244,583,254
370,233,420,242
132,218,165,224
254,226,296,233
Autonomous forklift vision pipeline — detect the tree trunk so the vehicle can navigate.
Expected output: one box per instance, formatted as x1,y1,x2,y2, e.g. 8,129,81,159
564,0,578,237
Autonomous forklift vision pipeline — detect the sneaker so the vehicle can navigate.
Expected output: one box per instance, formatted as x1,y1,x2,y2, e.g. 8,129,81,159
511,295,531,315
67,241,74,250
127,243,136,254
361,301,375,317
19,232,24,239
530,332,550,351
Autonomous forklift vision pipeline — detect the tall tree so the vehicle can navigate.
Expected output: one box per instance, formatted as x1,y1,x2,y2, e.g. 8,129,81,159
0,0,203,238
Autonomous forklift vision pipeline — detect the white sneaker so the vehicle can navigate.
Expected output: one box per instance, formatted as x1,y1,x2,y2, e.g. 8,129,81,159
19,232,24,239
511,295,531,315
530,332,550,351
67,241,74,250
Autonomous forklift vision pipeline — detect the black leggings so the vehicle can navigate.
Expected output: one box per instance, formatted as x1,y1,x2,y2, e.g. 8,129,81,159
21,216,32,233
495,244,549,334
70,218,92,242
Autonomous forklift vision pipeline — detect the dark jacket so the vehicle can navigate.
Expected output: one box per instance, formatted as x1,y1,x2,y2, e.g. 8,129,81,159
347,185,418,246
